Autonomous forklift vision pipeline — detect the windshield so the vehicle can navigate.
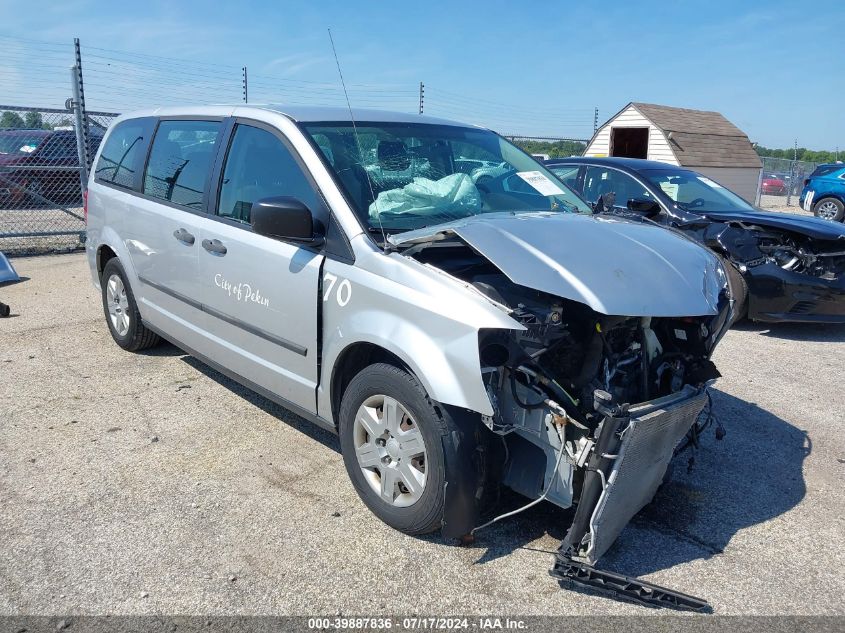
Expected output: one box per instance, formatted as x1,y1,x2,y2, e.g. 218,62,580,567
0,133,45,155
302,122,591,232
641,168,755,213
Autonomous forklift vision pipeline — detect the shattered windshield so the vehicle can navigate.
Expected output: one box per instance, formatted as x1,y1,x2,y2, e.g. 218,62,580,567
642,168,755,213
0,133,45,155
302,122,591,231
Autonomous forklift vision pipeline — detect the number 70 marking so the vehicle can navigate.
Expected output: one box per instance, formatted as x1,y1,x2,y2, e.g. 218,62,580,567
323,273,352,307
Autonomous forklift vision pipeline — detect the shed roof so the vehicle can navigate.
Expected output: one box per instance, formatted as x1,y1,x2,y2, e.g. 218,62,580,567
617,102,762,168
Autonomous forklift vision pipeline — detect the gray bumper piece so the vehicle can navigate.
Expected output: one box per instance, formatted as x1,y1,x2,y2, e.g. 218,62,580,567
582,385,709,565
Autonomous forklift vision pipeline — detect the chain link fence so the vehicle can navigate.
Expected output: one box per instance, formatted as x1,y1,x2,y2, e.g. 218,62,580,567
756,156,818,212
0,106,117,255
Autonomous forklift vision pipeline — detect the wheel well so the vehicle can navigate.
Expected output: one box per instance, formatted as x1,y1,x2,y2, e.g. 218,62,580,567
97,245,117,278
330,343,411,427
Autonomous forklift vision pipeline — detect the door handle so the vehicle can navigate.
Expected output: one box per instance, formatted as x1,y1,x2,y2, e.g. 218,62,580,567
202,238,227,256
173,228,195,245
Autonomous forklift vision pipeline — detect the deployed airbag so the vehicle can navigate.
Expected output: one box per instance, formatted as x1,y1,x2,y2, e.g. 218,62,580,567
369,173,482,226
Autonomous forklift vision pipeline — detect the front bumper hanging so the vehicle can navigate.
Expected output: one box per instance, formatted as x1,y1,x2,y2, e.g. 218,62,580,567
553,386,711,610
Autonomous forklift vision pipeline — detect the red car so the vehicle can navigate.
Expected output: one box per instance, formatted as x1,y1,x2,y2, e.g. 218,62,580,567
761,173,787,196
0,128,101,207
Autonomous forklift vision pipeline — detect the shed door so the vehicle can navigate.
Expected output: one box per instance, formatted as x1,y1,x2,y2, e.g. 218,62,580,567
610,127,649,159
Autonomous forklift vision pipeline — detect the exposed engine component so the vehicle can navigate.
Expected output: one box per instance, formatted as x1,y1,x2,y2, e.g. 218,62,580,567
707,221,845,280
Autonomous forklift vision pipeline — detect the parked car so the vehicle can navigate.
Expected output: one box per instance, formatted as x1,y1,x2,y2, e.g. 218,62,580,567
0,127,102,206
545,157,845,323
800,162,845,222
85,106,739,608
760,173,787,196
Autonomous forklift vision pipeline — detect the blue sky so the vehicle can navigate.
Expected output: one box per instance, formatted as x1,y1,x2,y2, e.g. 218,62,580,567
1,0,842,148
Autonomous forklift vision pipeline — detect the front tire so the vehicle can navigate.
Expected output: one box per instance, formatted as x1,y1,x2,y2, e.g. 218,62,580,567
338,363,456,535
813,197,844,222
101,258,160,352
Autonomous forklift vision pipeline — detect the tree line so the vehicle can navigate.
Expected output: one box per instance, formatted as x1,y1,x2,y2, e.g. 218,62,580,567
0,110,73,130
510,139,587,158
755,145,840,164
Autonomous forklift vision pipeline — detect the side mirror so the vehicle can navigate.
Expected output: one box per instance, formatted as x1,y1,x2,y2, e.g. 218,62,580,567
251,197,324,245
627,198,661,217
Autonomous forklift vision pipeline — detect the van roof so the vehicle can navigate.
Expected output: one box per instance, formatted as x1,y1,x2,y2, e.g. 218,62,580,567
120,104,476,128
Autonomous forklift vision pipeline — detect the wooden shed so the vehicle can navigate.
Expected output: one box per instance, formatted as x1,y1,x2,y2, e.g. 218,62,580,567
585,102,762,202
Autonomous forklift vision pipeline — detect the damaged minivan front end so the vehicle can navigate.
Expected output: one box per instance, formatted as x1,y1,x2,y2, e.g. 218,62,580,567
299,113,741,609
390,211,737,608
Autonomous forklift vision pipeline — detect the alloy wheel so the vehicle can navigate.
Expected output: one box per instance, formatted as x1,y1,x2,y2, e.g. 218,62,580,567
816,200,840,221
106,273,130,336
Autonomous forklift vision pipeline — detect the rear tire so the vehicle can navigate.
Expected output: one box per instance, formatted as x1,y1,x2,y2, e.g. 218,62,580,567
338,363,458,535
813,197,844,222
101,258,160,352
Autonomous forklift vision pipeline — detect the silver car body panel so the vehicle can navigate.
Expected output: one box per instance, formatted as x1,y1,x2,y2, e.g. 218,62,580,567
317,233,523,419
390,212,726,317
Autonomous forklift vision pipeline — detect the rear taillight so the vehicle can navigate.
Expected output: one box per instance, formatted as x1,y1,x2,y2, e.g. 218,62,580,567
83,189,88,224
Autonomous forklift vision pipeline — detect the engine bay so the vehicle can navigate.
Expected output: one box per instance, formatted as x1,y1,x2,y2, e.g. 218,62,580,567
707,221,845,280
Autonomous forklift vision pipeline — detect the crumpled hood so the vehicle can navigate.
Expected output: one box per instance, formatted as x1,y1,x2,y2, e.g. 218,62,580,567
391,212,726,317
700,210,845,241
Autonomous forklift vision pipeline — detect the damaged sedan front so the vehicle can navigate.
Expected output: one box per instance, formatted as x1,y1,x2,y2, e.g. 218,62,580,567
545,157,845,323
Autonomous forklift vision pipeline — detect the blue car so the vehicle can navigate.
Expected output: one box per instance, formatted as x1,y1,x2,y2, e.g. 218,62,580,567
800,163,845,222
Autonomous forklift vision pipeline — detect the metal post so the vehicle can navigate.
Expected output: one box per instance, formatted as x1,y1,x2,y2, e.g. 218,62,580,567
242,66,248,103
754,165,764,207
593,107,599,135
787,139,798,207
72,38,93,174
418,82,424,115
70,66,89,191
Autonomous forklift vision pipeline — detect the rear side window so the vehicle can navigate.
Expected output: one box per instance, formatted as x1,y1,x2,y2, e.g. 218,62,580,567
143,120,221,209
95,120,149,188
810,164,843,178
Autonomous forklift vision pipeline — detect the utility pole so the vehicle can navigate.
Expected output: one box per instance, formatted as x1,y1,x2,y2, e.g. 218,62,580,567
593,107,599,135
242,67,248,103
418,82,424,115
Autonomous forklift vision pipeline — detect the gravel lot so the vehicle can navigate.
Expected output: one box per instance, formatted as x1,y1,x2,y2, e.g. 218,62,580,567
758,195,809,214
1,253,843,616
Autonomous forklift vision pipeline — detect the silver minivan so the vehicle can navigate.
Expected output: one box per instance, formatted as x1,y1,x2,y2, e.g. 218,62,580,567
85,105,738,584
